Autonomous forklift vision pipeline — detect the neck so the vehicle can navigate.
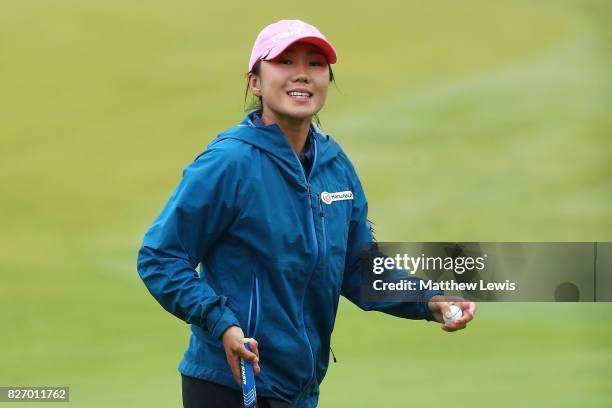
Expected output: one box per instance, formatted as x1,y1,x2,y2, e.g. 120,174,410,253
261,111,311,155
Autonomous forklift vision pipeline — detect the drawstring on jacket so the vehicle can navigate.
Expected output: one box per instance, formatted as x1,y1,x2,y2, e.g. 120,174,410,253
330,347,337,363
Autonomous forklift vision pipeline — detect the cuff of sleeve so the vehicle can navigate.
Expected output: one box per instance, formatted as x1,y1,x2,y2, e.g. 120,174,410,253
208,306,241,340
421,290,444,322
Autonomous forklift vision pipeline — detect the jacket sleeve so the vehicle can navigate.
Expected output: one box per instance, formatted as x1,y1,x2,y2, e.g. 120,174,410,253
340,170,443,321
137,145,241,339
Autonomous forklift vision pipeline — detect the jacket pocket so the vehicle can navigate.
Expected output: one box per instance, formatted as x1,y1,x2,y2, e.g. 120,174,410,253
244,271,260,339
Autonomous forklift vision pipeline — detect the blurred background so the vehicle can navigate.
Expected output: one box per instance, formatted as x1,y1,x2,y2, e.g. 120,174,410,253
1,0,611,406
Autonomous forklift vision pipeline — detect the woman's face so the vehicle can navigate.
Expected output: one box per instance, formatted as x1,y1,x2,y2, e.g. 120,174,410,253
250,42,330,122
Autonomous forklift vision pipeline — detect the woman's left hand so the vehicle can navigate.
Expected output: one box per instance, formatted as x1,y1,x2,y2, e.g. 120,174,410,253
427,295,476,332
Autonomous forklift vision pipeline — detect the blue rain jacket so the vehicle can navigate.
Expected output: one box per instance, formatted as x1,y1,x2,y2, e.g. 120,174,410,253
137,113,442,407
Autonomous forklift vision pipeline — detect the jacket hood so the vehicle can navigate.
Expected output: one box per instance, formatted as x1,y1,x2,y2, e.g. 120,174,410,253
211,114,343,188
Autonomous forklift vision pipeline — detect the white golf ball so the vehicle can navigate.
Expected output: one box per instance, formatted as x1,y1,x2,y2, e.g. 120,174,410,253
443,305,463,324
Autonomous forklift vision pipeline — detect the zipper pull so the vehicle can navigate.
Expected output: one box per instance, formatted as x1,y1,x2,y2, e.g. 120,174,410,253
307,183,315,208
318,195,325,218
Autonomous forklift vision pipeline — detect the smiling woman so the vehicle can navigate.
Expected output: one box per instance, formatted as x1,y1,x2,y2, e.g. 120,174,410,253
137,18,474,408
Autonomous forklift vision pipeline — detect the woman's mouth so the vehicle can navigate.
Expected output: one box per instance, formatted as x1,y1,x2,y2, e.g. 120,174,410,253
287,91,312,100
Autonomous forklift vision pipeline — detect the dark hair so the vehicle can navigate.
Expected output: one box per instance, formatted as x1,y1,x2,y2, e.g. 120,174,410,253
243,60,336,127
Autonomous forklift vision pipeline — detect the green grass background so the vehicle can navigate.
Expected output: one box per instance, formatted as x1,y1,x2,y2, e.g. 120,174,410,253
1,0,611,406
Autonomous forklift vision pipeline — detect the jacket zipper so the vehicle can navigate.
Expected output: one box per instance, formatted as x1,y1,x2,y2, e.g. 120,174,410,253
292,138,318,404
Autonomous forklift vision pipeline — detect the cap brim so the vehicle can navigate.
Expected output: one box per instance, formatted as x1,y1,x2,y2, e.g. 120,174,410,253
263,36,337,65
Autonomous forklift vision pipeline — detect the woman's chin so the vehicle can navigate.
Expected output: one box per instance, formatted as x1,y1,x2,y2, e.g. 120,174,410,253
283,106,319,120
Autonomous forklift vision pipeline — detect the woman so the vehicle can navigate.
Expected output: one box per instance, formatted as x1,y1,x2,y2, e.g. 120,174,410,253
137,19,475,408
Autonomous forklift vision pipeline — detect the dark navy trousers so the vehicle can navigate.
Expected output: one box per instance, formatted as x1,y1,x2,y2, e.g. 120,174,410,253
181,375,293,408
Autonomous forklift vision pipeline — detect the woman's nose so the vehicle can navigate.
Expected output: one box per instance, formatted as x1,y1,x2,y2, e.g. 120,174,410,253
290,59,312,82
292,72,310,83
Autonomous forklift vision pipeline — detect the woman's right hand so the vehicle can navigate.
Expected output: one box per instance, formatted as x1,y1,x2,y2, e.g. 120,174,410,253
221,326,260,384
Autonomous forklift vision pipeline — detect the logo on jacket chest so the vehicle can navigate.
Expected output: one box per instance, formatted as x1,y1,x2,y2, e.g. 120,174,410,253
320,191,354,205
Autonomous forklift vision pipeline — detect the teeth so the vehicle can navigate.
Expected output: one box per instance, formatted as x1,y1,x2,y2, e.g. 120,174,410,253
288,91,310,98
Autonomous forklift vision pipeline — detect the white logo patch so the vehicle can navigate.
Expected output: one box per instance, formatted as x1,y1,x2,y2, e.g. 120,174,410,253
321,191,354,205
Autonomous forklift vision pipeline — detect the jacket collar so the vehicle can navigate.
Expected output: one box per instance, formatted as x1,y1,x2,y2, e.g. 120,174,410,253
209,115,342,190
215,114,342,185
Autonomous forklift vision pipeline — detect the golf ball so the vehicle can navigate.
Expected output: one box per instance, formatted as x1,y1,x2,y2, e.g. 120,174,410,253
443,304,463,324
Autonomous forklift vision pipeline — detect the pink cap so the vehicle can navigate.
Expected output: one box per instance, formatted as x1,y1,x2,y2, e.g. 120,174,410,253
248,19,337,72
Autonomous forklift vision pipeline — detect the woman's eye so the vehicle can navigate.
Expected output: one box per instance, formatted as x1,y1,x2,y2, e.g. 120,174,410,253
310,61,324,67
278,59,292,65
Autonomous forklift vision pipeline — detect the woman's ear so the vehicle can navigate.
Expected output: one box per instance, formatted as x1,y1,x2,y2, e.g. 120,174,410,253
248,73,262,97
